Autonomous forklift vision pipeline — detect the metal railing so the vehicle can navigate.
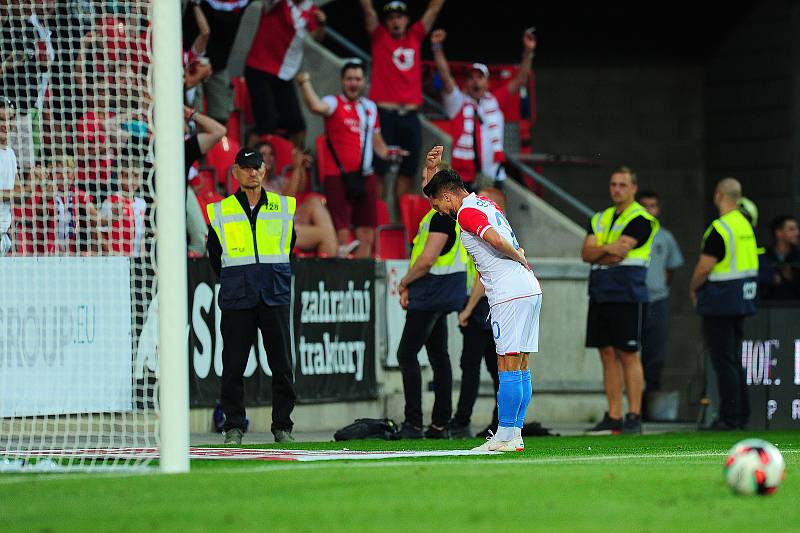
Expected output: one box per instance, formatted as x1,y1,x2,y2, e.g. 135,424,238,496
324,26,594,219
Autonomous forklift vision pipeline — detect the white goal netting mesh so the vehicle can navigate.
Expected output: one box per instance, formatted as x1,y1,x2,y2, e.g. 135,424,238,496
0,1,160,471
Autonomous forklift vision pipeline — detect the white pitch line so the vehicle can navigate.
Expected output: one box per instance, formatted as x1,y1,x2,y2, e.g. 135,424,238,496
0,449,797,485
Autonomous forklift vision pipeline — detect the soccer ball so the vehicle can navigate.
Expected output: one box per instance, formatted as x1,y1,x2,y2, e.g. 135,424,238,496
724,439,786,495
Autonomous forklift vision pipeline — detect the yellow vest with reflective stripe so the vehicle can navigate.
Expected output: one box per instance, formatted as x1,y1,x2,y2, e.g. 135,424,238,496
591,201,660,266
410,210,468,276
704,209,759,281
207,192,296,268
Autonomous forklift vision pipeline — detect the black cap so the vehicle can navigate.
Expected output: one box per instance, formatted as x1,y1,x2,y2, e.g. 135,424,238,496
382,1,407,17
235,148,264,169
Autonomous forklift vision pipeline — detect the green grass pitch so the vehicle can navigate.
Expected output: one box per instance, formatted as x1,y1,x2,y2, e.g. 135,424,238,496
1,431,798,532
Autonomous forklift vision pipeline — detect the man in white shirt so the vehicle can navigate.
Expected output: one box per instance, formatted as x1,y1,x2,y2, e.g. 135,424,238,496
431,29,535,187
0,97,20,255
422,146,542,452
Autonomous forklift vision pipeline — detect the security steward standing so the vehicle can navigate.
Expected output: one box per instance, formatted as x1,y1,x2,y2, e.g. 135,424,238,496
396,208,468,439
581,167,659,435
206,148,297,445
690,178,758,430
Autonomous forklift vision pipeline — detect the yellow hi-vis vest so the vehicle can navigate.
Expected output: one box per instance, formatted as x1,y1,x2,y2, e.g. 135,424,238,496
705,209,759,282
696,208,759,316
207,192,296,268
410,209,468,276
590,201,660,267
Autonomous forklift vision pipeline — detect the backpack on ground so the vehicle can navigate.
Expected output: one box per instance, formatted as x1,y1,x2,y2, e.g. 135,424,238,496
333,418,399,441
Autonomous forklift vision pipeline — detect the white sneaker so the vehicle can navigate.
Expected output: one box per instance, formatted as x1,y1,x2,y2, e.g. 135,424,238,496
511,435,524,452
471,431,515,452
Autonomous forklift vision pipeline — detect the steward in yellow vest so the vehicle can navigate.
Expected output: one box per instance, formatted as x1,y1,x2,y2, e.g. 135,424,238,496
205,148,297,446
402,209,469,311
587,201,659,303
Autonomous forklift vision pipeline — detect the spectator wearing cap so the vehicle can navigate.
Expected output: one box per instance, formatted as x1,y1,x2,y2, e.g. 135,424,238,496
297,62,398,258
206,147,298,445
244,0,327,148
759,215,800,301
359,0,445,206
636,190,684,416
431,28,535,189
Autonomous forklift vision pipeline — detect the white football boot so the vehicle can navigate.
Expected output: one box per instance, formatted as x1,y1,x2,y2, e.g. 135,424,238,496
510,435,525,452
471,431,516,452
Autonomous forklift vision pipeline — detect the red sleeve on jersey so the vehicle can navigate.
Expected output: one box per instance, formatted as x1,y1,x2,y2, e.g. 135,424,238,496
410,20,427,40
458,207,491,237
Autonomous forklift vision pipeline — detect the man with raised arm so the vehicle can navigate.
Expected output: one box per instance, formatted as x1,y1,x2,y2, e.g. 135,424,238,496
359,0,445,204
422,146,542,452
430,28,536,188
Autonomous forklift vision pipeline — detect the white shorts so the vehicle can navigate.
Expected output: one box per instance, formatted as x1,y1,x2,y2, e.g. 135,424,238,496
490,294,542,355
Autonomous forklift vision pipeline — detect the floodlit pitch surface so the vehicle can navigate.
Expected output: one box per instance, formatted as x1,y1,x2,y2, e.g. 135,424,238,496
1,431,798,531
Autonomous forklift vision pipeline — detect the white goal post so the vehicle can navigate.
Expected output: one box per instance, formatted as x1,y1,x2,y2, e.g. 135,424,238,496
0,0,189,472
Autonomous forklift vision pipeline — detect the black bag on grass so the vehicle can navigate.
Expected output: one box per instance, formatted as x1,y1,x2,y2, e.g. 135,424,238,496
334,418,399,441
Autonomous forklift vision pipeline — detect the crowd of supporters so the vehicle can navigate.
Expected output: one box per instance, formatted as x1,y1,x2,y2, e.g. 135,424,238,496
0,0,540,261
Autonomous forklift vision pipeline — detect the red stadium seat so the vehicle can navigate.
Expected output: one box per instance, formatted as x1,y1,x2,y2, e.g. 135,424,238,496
258,133,294,176
376,199,391,227
231,76,253,125
204,135,240,186
375,224,408,259
399,194,431,243
314,134,329,187
226,111,242,146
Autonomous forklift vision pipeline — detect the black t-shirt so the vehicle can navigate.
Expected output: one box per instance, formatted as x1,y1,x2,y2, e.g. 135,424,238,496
429,213,457,256
184,135,203,179
702,227,726,261
586,213,652,248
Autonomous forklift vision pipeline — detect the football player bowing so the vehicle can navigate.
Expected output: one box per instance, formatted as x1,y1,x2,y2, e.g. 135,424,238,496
422,146,542,451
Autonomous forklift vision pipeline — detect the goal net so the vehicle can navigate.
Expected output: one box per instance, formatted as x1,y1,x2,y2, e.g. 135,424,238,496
0,1,175,471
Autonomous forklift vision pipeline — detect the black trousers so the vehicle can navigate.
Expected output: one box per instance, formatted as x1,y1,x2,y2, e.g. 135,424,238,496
702,315,749,427
641,298,670,392
244,66,306,136
396,309,452,428
220,302,296,433
453,322,499,428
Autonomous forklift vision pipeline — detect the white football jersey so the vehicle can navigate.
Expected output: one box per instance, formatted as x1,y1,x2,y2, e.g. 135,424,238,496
456,193,541,307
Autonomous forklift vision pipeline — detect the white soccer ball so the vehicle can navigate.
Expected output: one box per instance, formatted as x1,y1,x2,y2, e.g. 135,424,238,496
724,438,786,495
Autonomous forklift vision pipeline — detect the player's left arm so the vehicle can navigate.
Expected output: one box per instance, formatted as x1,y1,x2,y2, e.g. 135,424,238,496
482,227,530,271
398,232,448,290
506,29,536,95
420,0,446,33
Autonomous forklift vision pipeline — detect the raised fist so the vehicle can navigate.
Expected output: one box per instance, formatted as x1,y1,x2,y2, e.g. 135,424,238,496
523,29,536,52
431,29,447,45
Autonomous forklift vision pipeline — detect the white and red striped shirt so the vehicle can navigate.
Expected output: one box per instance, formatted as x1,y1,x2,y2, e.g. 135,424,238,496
245,0,319,80
444,85,511,181
457,193,541,307
100,195,147,257
321,95,380,177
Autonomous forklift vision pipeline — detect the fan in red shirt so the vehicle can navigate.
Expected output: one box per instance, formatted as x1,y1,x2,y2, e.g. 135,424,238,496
244,0,327,147
431,28,536,189
358,0,445,208
297,61,401,259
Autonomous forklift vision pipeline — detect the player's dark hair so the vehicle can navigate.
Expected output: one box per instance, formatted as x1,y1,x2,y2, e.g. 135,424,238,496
636,189,659,202
423,168,466,198
770,214,797,239
341,60,366,78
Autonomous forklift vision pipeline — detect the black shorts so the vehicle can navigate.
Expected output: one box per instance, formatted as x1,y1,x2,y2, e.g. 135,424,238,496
244,67,306,135
373,108,421,178
585,301,644,352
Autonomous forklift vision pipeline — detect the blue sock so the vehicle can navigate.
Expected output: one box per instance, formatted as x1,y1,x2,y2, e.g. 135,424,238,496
498,371,523,439
516,370,532,428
